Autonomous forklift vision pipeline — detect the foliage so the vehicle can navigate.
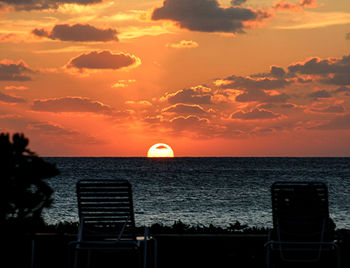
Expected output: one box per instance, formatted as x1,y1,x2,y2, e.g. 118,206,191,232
0,133,59,232
26,220,270,235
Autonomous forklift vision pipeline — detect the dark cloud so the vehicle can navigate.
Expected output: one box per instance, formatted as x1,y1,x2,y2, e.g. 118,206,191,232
151,0,271,33
326,74,350,86
235,89,289,103
333,86,350,96
31,96,113,114
32,28,49,37
32,24,118,42
27,122,78,135
273,0,317,12
222,75,290,90
252,65,286,78
0,92,26,103
231,0,246,6
67,51,140,70
346,33,350,40
165,88,212,105
0,60,33,81
0,0,102,11
312,113,350,130
288,55,350,79
310,105,345,114
231,108,281,120
308,90,332,100
162,103,208,115
156,145,168,149
270,66,286,78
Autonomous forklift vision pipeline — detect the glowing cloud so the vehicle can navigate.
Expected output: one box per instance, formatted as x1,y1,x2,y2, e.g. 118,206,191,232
166,40,199,49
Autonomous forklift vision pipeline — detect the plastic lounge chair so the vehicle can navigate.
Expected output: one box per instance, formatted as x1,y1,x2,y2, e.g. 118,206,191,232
264,181,340,268
69,179,149,268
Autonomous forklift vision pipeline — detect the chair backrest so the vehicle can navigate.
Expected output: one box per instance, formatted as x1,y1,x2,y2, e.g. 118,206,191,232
271,181,330,239
76,179,136,241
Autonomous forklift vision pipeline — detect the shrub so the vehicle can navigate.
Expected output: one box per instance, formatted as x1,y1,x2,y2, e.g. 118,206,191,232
0,133,59,232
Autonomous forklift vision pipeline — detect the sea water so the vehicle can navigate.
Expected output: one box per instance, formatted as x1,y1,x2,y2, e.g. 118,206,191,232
43,157,350,229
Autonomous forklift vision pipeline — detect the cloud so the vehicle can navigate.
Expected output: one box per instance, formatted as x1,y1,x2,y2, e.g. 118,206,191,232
288,55,350,77
156,145,168,149
274,1,303,12
252,65,286,78
220,75,290,90
125,100,152,109
0,60,33,81
32,24,118,42
231,0,246,6
312,113,350,130
310,104,345,114
31,96,113,114
273,0,317,12
0,33,17,42
216,75,290,103
162,103,208,115
166,40,199,49
0,92,26,103
4,85,29,90
27,122,78,135
333,86,350,96
308,90,332,100
286,54,350,86
300,0,317,8
231,108,281,120
0,0,103,11
151,0,271,33
346,33,350,40
169,115,209,130
235,90,289,103
66,51,141,70
163,87,212,105
111,79,136,88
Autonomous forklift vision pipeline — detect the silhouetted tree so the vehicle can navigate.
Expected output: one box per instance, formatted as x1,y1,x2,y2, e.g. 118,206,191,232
0,133,59,231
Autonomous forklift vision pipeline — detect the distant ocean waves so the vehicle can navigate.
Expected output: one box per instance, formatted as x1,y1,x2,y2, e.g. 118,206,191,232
43,157,350,229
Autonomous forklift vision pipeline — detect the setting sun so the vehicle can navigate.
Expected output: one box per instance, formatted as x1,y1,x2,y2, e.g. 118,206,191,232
147,143,174,158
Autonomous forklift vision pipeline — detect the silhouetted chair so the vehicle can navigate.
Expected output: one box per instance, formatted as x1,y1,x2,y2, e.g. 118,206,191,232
69,179,149,268
265,181,340,268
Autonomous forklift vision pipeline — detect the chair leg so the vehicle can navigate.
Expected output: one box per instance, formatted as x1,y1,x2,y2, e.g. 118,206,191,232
73,250,78,268
153,238,158,268
87,250,92,268
31,239,35,268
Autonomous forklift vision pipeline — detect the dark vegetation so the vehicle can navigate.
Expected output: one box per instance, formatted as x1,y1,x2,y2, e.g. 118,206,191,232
0,133,59,234
39,219,270,235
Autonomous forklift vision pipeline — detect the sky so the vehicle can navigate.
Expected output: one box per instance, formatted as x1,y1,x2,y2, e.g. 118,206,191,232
0,0,349,156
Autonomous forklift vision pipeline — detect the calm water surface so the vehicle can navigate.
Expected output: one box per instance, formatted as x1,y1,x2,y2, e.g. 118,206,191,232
43,157,350,229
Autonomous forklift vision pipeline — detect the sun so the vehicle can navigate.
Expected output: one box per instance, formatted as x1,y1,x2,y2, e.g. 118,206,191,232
147,143,174,158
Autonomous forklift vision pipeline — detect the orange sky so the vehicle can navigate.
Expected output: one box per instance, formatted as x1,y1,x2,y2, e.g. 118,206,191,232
0,0,349,156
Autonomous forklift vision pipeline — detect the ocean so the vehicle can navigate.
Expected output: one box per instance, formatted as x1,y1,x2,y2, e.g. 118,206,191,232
43,157,350,229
